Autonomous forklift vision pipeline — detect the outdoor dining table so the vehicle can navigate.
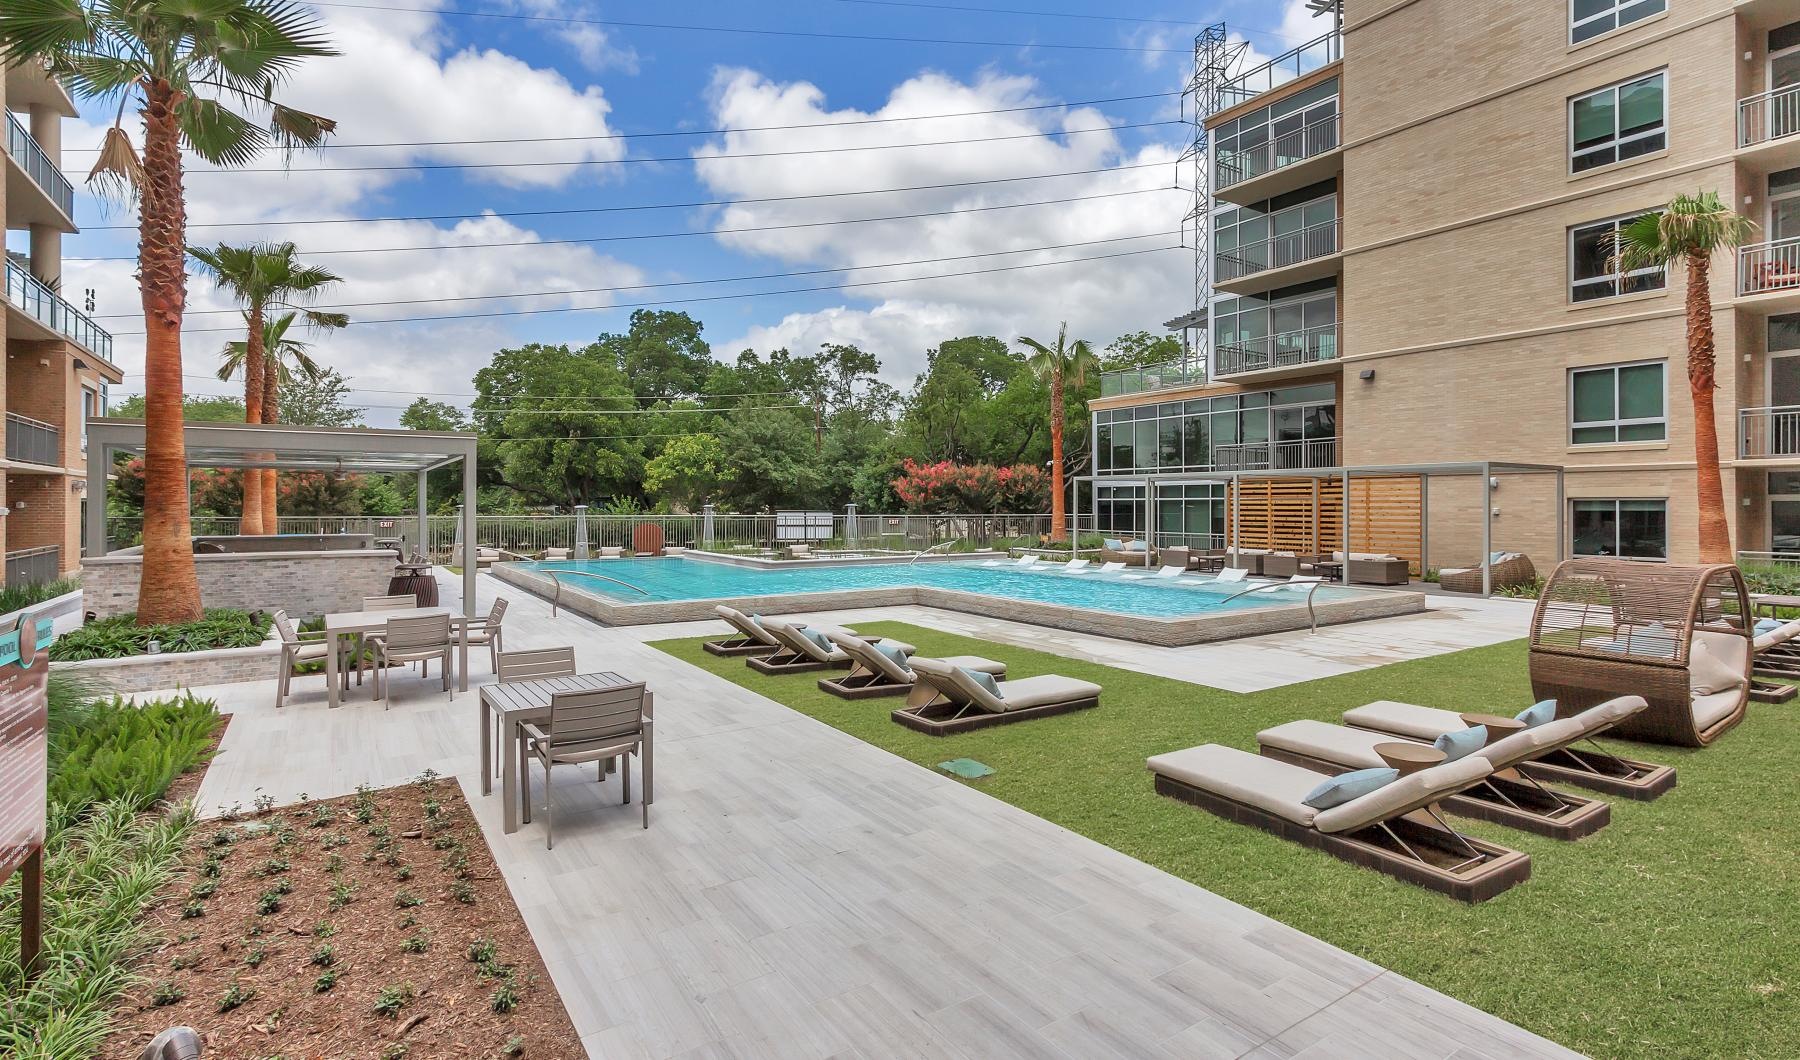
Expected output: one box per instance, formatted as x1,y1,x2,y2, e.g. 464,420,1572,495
322,606,472,709
478,671,653,834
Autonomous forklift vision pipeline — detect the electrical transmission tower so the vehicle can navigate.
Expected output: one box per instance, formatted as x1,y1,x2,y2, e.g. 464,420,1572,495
1170,23,1247,371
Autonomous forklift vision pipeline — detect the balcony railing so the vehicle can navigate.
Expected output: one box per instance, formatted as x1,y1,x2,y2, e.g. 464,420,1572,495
3,545,60,587
1213,437,1337,471
1215,111,1340,189
1217,217,1340,283
1215,322,1340,376
1739,83,1800,149
3,110,75,220
1214,30,1342,115
1738,236,1800,297
1739,405,1800,459
1099,358,1207,397
3,259,112,359
5,413,60,466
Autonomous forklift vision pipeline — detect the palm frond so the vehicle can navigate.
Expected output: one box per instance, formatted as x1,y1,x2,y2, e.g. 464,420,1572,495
0,0,92,68
86,124,145,199
267,102,336,150
177,95,269,168
1610,190,1759,275
300,309,349,331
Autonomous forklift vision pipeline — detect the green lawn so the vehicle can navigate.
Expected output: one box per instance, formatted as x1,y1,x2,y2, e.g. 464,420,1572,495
652,623,1799,1059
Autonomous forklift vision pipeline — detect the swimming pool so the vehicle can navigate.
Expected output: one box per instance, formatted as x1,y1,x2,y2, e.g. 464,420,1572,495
493,555,1428,646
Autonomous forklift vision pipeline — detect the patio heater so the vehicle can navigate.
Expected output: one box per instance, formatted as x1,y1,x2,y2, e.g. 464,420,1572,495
573,504,591,561
844,503,857,549
701,504,715,550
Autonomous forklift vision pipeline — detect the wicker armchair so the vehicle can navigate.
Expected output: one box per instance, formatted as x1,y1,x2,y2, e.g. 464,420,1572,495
1439,553,1536,594
1527,559,1751,747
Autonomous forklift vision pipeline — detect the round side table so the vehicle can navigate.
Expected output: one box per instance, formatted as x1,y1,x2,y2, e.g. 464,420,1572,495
1374,742,1445,776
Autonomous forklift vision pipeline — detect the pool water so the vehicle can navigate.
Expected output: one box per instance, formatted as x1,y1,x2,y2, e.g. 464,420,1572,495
524,557,1349,619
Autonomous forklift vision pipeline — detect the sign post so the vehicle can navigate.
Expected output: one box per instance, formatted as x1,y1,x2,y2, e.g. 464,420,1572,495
0,608,52,983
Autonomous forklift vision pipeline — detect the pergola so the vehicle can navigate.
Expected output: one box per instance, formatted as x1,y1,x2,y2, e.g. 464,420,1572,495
85,419,480,616
1073,460,1567,597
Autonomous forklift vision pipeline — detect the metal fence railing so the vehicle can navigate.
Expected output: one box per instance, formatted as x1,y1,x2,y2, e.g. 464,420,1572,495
1214,29,1341,114
1739,236,1800,297
4,259,113,360
4,545,61,587
3,110,75,219
1215,111,1340,189
1738,82,1800,149
5,412,59,467
1217,217,1339,283
1739,404,1800,459
1212,437,1338,472
1214,322,1340,377
102,512,1058,558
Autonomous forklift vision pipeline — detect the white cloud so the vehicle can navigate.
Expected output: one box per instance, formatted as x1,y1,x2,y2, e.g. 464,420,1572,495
690,69,1192,381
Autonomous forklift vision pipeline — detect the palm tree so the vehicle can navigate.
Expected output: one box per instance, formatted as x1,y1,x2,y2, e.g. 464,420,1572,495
1018,323,1098,543
0,0,337,624
1612,192,1757,564
252,308,345,529
191,242,346,535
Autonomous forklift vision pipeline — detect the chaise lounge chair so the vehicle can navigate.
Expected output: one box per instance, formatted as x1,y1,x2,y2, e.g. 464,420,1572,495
1097,561,1126,573
703,605,784,656
1121,565,1185,581
817,632,1006,700
1750,616,1800,703
1147,744,1530,903
748,619,913,676
1256,702,1641,840
895,657,1100,735
1342,697,1675,801
1058,559,1093,574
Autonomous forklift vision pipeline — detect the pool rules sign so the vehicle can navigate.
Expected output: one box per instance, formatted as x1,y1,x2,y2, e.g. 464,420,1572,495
0,609,51,981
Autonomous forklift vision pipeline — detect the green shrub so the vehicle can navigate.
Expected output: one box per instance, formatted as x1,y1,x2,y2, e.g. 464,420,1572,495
49,608,272,662
45,692,221,829
0,576,80,617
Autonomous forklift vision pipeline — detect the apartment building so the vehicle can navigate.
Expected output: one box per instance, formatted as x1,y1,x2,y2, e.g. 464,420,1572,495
3,59,120,586
1089,0,1800,568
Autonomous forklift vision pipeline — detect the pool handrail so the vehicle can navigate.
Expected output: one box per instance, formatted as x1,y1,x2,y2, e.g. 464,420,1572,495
1219,577,1323,634
538,567,652,616
910,539,962,565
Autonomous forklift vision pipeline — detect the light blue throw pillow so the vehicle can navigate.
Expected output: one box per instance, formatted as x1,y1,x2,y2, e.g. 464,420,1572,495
1302,767,1399,810
874,641,910,668
1434,725,1487,762
1515,699,1556,728
1755,617,1783,635
747,613,765,630
1103,538,1124,550
1126,540,1148,552
799,627,833,653
960,667,1001,698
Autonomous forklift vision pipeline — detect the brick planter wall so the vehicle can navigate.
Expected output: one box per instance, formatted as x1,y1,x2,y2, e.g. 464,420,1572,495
52,635,281,694
82,549,399,620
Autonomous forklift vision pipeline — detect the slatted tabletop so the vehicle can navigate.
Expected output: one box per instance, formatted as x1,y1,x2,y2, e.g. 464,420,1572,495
478,670,632,717
480,671,652,833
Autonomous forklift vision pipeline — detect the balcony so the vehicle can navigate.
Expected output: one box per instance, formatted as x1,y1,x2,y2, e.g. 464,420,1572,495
3,545,61,587
1213,437,1337,471
6,412,60,467
1213,30,1341,116
4,259,112,359
1737,83,1800,174
4,110,75,227
1215,322,1340,378
1099,359,1207,398
1739,405,1800,461
1216,217,1340,292
1214,111,1340,202
1737,236,1800,311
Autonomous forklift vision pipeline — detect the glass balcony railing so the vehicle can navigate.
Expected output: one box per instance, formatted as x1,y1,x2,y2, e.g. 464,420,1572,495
4,110,75,220
1215,110,1340,189
1215,322,1340,376
1739,82,1800,149
1214,30,1342,115
1217,217,1340,283
1099,359,1207,397
4,259,113,359
5,413,60,467
1212,437,1337,471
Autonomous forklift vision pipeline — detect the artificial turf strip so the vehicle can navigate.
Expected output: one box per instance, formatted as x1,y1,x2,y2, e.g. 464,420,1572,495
652,623,1800,1060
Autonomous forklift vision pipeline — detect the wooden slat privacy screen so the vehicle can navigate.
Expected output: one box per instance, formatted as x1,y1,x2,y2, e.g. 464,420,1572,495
1229,477,1423,574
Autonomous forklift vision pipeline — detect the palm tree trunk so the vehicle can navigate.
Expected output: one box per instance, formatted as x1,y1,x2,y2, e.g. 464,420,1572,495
261,364,279,534
1048,371,1066,542
134,79,203,625
1686,249,1733,564
239,304,265,535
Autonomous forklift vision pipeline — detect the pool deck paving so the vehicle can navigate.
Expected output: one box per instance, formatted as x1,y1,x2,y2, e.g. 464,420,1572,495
172,571,1572,1059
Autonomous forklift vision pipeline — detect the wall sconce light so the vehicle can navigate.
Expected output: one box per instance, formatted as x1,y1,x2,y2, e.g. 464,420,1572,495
1358,369,1375,381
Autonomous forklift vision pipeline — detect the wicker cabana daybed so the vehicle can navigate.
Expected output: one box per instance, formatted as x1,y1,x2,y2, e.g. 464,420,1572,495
1528,559,1752,747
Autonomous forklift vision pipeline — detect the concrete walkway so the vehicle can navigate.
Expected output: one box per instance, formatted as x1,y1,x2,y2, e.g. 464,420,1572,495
175,572,1572,1059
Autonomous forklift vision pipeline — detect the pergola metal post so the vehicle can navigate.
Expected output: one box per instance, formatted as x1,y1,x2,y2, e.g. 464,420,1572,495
1146,477,1158,561
1480,462,1494,598
573,504,590,561
415,471,428,560
461,458,477,618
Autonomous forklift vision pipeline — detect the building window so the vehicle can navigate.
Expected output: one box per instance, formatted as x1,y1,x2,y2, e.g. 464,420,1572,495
1570,71,1665,173
1569,212,1665,302
1570,361,1665,444
1570,0,1665,45
1572,499,1667,559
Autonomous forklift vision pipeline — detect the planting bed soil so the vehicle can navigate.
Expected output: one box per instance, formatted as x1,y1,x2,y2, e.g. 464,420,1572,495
104,778,582,1059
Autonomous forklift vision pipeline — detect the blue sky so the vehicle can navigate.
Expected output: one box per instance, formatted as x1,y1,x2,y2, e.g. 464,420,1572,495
46,0,1326,424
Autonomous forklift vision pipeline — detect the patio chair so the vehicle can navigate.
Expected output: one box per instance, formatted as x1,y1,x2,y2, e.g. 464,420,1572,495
896,657,1100,735
1147,744,1530,903
599,546,623,558
1227,548,1268,575
461,597,509,671
542,547,571,561
749,620,914,676
363,594,418,610
1750,616,1800,702
1262,552,1302,578
519,682,651,847
1342,697,1676,801
272,609,349,708
373,613,454,706
1256,703,1641,840
704,604,782,656
1438,552,1534,594
817,631,1006,700
487,646,579,785
475,547,502,569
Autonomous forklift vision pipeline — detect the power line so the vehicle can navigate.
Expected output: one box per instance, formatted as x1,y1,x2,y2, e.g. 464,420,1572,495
70,184,1182,261
177,119,1179,175
66,92,1177,154
310,1,1193,53
825,0,1201,27
104,231,1173,319
109,243,1182,334
83,162,1176,232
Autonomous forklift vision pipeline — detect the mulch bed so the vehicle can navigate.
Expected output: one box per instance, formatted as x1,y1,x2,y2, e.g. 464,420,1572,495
104,778,584,1059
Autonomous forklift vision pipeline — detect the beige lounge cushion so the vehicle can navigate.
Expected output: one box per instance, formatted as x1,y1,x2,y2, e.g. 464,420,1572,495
937,655,1006,676
1564,695,1646,736
1258,720,1390,770
1754,618,1800,652
1478,717,1583,769
992,674,1101,711
1688,634,1746,696
1692,689,1741,731
1313,755,1493,834
1342,700,1465,741
827,631,911,681
1147,744,1321,827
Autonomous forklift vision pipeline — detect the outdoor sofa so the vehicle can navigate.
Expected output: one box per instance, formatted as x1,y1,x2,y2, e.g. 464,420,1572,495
1438,552,1535,594
1098,538,1155,566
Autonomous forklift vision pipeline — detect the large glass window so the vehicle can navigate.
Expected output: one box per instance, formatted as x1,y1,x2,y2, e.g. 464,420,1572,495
1570,361,1666,444
1092,385,1337,476
1569,212,1666,302
1214,279,1337,373
1572,499,1667,559
1570,71,1665,173
1214,182,1337,281
1213,78,1338,187
1570,0,1665,45
1154,483,1227,549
